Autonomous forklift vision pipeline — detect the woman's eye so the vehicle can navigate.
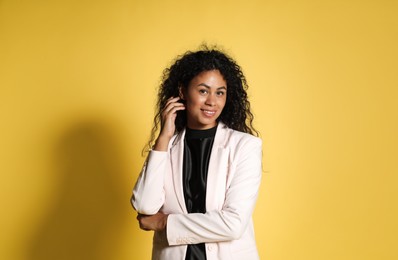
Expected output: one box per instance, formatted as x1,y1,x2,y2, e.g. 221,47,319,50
199,89,208,94
216,91,225,96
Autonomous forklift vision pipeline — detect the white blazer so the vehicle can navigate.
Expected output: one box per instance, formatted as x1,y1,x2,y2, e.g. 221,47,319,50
132,122,262,260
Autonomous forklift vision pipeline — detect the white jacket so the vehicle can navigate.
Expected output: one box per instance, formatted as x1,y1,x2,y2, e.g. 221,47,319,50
132,122,262,260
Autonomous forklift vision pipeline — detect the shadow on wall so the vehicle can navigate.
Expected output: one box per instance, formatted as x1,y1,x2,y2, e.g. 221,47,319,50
27,118,136,260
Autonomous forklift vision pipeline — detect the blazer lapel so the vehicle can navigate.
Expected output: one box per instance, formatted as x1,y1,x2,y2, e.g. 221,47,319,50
170,129,188,214
206,122,230,211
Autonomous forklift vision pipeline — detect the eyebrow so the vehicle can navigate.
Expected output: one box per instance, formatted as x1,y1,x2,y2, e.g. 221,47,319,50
197,83,227,90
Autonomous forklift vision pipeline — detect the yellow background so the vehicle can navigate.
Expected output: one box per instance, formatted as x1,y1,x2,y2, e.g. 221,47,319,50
1,0,397,259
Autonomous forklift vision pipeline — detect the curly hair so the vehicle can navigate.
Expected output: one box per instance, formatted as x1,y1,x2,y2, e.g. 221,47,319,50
144,45,258,153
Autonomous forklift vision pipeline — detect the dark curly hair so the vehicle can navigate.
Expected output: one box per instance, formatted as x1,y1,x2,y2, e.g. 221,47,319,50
144,45,258,153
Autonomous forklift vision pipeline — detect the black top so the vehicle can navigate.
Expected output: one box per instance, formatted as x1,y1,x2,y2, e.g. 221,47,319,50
183,125,217,260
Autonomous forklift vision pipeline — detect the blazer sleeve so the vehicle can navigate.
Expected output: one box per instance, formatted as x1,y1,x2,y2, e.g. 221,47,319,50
131,150,168,215
166,137,262,245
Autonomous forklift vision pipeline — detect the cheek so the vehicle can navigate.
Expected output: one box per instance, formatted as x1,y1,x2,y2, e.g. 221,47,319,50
184,100,198,113
219,97,227,108
218,99,227,113
186,95,202,107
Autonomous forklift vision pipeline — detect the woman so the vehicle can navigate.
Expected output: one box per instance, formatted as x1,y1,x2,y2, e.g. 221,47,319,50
131,46,262,260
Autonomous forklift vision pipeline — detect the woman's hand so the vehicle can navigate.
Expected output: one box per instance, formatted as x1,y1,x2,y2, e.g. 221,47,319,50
137,212,168,232
154,96,185,151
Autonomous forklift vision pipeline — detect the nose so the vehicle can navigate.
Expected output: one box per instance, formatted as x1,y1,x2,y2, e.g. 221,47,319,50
205,93,216,106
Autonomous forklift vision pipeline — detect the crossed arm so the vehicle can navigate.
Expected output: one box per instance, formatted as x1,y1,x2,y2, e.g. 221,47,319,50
132,137,262,244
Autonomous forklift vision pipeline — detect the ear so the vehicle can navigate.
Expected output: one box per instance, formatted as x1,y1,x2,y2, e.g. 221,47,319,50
178,85,185,100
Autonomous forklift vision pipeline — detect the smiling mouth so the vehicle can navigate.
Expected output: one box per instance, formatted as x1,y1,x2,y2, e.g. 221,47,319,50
201,109,216,116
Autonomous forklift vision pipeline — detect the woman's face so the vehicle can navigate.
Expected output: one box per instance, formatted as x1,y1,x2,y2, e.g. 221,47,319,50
181,70,227,130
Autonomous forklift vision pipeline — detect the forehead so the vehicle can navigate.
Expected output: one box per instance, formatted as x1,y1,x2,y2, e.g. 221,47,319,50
189,70,227,88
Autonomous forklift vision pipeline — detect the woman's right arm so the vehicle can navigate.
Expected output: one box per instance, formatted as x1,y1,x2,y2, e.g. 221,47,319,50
131,149,169,215
131,97,185,215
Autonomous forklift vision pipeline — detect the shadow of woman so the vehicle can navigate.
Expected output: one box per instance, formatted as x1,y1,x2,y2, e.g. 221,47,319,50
27,118,132,260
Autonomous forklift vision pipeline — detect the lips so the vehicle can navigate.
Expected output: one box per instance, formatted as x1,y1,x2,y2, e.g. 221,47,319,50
201,109,216,117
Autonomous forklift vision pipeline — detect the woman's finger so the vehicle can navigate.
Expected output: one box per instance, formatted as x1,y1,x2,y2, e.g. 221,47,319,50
163,99,184,115
161,102,185,125
158,96,185,140
164,103,185,116
137,214,151,231
163,97,180,111
165,96,180,105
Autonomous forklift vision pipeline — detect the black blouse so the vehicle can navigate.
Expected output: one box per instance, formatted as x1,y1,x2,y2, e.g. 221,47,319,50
182,125,217,260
